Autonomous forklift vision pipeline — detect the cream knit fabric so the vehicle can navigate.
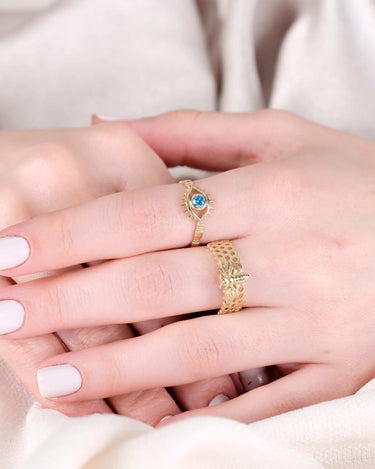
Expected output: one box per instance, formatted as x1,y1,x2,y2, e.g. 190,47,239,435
0,0,375,467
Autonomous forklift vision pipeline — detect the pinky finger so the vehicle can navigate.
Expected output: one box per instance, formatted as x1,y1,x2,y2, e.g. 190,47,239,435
157,364,346,426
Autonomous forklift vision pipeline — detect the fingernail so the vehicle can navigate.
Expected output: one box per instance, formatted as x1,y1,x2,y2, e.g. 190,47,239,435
0,236,30,269
208,394,230,407
0,300,25,334
159,415,173,423
240,367,270,392
37,365,82,398
94,114,129,122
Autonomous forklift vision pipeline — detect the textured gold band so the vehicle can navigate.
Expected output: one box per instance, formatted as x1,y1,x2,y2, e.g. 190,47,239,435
180,179,213,247
207,240,250,314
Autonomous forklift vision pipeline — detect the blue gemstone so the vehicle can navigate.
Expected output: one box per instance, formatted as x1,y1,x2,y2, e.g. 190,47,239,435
191,194,207,209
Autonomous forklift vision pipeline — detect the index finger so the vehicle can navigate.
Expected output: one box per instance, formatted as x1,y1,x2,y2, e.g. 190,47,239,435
0,168,265,275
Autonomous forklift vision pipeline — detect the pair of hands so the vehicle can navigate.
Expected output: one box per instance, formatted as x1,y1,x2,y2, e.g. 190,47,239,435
1,110,375,426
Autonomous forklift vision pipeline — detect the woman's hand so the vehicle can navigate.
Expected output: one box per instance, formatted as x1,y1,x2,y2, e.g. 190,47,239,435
2,110,375,425
0,121,240,424
0,122,183,423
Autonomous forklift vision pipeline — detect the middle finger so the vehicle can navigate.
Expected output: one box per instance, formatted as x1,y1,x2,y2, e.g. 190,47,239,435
0,239,275,339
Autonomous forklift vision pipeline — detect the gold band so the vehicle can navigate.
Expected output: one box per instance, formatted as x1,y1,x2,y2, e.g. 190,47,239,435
207,240,249,314
180,179,213,247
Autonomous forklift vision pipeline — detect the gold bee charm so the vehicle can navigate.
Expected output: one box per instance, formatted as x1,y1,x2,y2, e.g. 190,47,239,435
207,240,249,314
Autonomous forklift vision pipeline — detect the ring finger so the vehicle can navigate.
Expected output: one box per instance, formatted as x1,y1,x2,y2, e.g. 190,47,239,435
158,364,343,425
0,238,277,339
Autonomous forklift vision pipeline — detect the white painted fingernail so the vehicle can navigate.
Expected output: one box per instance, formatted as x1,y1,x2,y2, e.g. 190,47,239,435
37,365,82,398
240,367,270,392
0,236,30,269
0,300,25,334
95,114,129,121
208,394,230,407
159,415,173,423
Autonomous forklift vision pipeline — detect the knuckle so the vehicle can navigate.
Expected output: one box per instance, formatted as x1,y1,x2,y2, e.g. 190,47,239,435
106,353,128,390
0,337,40,366
12,142,86,202
178,326,222,379
16,142,75,178
113,390,146,412
163,109,203,126
113,191,165,243
50,211,75,258
44,283,66,326
60,325,131,350
0,183,30,229
123,258,175,312
253,109,306,157
129,193,158,236
0,333,57,370
112,387,174,425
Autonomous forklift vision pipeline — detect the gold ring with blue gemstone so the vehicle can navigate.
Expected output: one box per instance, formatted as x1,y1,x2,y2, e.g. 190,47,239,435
179,179,214,247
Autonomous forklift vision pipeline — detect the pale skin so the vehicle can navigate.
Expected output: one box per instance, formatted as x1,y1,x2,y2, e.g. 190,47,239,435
1,110,375,425
0,120,240,424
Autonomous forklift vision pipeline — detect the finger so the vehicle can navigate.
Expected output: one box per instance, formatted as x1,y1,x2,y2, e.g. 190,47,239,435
78,124,178,423
171,376,238,411
133,316,240,412
133,317,240,411
57,272,181,424
157,364,346,425
34,308,313,401
0,168,270,275
0,193,112,416
0,239,275,338
132,322,272,402
133,314,240,411
132,316,187,335
0,134,177,421
106,110,304,170
58,325,180,426
0,277,111,416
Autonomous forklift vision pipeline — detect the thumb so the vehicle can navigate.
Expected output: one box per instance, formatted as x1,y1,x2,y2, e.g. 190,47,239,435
93,110,300,171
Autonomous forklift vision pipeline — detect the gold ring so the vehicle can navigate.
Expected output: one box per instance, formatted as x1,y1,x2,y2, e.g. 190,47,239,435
207,240,249,314
180,179,214,247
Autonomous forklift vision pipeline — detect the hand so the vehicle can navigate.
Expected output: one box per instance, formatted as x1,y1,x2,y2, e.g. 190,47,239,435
0,121,240,424
0,122,181,422
2,110,374,425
